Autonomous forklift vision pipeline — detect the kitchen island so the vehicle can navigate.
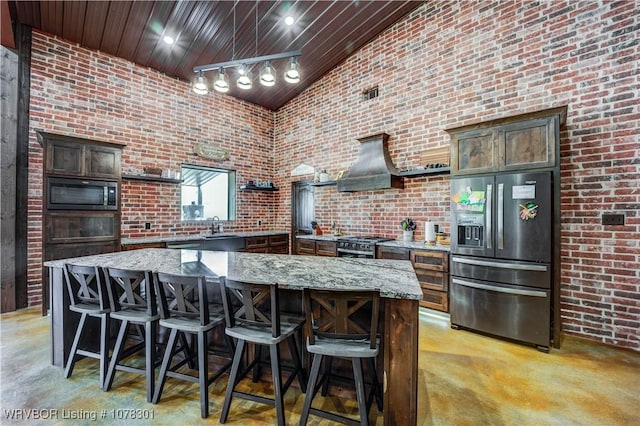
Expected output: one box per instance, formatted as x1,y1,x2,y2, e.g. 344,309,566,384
44,249,422,426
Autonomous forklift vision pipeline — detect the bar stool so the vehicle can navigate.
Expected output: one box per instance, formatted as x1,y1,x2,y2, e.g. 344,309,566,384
62,264,111,388
299,288,383,426
151,272,231,418
102,267,159,403
218,277,307,426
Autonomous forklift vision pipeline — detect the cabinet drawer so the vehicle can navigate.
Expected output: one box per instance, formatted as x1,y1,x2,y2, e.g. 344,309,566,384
296,239,316,255
411,250,448,272
122,242,165,251
376,246,410,260
416,270,449,292
420,289,448,312
268,245,289,254
315,241,337,257
246,236,268,249
269,234,288,246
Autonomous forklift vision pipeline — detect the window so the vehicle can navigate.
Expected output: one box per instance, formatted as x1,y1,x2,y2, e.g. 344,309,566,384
180,165,236,221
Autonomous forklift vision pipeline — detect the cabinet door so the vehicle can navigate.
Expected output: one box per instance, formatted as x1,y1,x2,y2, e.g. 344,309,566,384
315,241,337,257
376,245,410,260
296,239,316,255
86,145,121,178
245,236,269,253
268,234,289,254
499,116,557,171
46,140,85,176
450,129,497,175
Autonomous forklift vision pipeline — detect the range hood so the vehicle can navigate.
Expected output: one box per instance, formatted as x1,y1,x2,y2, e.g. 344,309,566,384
337,133,404,192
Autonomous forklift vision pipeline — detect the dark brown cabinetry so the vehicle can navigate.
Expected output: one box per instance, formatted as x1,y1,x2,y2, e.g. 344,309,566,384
245,234,289,254
377,245,450,312
295,238,337,256
268,234,289,254
245,235,268,252
122,242,166,251
44,135,122,179
448,107,566,175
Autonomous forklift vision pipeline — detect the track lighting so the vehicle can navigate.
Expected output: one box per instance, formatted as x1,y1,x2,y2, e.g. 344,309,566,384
213,68,229,93
192,71,209,95
284,57,300,84
259,61,276,87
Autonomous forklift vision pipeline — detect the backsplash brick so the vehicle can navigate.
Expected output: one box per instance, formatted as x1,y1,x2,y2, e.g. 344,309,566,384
25,1,637,350
275,1,638,349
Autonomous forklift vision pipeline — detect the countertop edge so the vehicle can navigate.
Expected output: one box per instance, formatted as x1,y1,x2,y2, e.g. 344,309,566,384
122,231,289,245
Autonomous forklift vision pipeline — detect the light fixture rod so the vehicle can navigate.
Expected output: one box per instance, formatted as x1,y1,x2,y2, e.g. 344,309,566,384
193,50,302,73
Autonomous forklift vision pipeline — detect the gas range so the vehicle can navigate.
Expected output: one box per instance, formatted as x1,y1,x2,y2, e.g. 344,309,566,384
336,236,393,258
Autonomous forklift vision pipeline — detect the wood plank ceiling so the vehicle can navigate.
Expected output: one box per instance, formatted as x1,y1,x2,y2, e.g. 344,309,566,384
5,1,422,110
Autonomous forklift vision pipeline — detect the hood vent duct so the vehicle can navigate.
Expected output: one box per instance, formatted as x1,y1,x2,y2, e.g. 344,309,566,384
337,133,404,192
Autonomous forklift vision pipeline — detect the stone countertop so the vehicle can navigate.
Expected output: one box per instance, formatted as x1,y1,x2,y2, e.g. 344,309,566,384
43,248,421,300
377,240,451,252
121,230,289,246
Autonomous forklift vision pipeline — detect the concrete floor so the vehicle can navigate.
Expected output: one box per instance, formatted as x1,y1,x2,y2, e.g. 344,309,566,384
1,307,638,425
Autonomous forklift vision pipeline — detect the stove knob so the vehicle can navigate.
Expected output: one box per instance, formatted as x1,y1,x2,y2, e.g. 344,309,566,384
365,244,371,250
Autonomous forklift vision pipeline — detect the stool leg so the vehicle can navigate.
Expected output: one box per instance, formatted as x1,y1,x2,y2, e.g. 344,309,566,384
103,319,129,392
321,357,333,396
299,353,323,426
99,313,110,389
252,344,262,382
352,358,368,426
287,335,307,393
152,328,178,404
220,339,245,423
269,344,285,426
145,321,157,403
64,312,87,380
198,330,209,418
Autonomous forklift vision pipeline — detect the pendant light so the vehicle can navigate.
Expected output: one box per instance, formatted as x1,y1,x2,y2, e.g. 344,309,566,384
213,67,229,93
192,71,209,94
259,61,276,86
284,57,300,84
237,64,252,90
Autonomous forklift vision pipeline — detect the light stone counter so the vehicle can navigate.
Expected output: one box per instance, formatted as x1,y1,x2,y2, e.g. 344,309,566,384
294,234,348,242
121,230,288,246
378,239,451,252
44,248,421,300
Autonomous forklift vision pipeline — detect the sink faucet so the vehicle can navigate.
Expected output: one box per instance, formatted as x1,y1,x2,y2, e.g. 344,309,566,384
211,216,220,235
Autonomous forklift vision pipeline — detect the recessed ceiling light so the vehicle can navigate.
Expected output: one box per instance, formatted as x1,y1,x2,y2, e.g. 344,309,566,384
284,16,295,26
163,35,175,45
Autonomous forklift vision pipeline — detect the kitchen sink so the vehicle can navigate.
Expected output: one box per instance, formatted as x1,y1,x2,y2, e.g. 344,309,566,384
202,235,245,251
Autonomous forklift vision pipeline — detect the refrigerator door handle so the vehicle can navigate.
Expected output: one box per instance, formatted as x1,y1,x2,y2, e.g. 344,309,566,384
452,256,549,272
497,183,504,250
486,184,492,249
452,278,548,298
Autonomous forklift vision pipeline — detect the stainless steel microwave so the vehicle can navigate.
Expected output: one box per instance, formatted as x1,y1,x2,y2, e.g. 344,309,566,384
47,177,118,210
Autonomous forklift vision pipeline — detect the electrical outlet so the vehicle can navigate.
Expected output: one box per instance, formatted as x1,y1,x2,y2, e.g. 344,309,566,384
257,220,262,226
145,222,151,230
602,214,624,226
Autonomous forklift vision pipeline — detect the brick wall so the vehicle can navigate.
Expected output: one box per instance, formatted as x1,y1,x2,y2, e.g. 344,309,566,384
275,1,639,349
28,33,277,306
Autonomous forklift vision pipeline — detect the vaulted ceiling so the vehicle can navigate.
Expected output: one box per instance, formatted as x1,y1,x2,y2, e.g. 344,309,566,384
3,1,422,110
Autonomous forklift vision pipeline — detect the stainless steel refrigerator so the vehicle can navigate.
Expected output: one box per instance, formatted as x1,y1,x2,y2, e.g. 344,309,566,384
450,171,552,351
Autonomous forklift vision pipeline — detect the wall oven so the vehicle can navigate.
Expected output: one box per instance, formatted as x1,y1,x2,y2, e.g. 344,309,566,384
47,177,118,210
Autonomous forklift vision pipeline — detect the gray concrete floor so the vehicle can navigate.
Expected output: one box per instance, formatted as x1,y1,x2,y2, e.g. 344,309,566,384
1,307,638,425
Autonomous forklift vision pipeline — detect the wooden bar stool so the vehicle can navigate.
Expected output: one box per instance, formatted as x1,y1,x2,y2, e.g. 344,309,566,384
299,288,383,426
102,267,159,403
218,277,307,426
151,272,232,418
62,264,111,388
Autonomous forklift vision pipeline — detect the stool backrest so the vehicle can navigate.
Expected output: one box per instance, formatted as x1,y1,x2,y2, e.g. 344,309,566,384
104,267,156,315
63,264,109,310
219,277,281,338
302,289,380,350
154,272,209,326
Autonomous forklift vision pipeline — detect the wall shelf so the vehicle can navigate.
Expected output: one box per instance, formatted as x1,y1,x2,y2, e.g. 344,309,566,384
399,167,451,178
310,180,337,187
240,184,279,191
122,174,183,184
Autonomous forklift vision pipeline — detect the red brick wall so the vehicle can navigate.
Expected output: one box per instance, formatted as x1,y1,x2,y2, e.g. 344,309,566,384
275,1,639,349
28,33,277,306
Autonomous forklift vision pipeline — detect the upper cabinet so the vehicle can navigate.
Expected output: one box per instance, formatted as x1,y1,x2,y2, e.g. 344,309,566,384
447,107,566,175
39,132,123,179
